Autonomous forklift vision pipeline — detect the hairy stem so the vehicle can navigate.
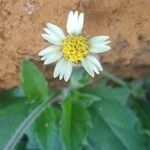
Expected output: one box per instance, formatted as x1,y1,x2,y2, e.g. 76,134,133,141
4,96,58,150
101,70,127,87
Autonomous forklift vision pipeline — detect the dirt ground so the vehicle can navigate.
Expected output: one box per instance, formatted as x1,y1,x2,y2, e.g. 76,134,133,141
0,0,150,89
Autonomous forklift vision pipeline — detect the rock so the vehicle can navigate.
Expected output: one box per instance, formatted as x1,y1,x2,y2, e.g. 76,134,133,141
0,0,150,89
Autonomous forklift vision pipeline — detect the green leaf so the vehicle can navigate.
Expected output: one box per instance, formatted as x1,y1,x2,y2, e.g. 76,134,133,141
80,80,149,149
71,91,100,108
26,128,42,149
27,123,63,150
81,80,130,103
60,99,91,150
21,60,48,101
31,107,57,150
0,87,51,150
88,100,148,150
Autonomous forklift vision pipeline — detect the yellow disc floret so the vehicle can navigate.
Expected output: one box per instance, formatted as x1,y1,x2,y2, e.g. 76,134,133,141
62,35,89,63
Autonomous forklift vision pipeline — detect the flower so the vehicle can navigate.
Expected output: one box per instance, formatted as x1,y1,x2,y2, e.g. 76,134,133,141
39,11,111,81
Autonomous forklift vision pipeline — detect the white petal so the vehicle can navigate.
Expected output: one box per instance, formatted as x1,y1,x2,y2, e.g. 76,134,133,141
89,41,111,50
66,11,84,35
41,33,62,45
81,59,95,77
89,45,111,53
59,73,63,80
87,55,103,71
44,28,64,43
44,28,53,35
88,36,111,53
59,59,68,80
75,12,84,35
87,60,99,74
74,11,79,21
43,28,63,44
41,49,60,60
94,67,99,74
72,11,78,34
67,11,74,34
64,61,73,81
53,58,65,78
47,23,65,39
41,55,49,60
88,36,110,45
39,46,60,56
43,51,63,65
105,40,111,44
54,58,73,81
85,57,100,74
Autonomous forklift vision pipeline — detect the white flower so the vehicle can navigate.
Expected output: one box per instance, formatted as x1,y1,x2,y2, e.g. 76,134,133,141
39,11,111,81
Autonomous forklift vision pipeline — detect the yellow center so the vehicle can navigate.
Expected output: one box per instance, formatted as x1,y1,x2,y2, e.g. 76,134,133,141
62,35,89,63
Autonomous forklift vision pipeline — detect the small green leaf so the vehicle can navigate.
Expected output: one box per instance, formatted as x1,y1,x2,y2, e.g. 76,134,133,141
21,60,48,101
61,99,91,150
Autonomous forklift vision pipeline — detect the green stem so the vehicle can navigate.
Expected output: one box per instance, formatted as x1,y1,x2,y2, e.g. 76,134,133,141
101,70,127,87
4,96,57,150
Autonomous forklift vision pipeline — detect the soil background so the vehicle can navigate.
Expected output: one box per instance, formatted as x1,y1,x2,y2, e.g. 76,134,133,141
0,0,150,89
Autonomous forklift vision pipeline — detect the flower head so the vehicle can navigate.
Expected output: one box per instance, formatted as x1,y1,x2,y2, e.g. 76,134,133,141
39,11,111,81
